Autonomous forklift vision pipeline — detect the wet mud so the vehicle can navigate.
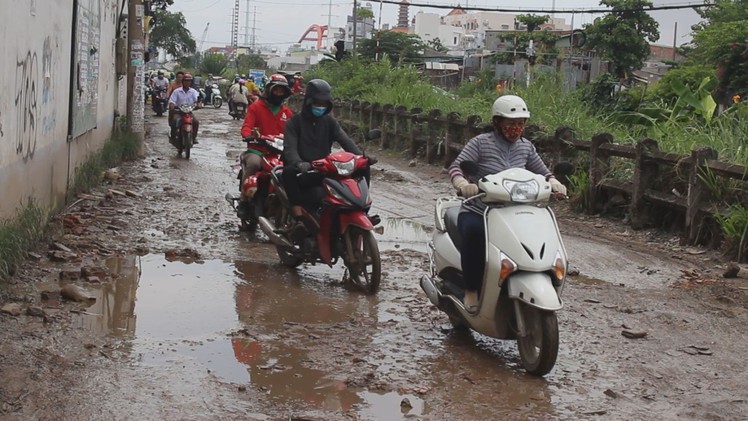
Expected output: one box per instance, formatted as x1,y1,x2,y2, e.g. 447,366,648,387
1,108,747,420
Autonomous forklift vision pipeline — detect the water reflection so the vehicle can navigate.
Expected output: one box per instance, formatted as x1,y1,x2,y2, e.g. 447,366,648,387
80,254,422,416
375,217,431,252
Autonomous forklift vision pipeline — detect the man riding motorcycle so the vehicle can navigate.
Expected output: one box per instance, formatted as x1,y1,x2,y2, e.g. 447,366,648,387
168,73,202,145
282,79,376,233
235,74,294,219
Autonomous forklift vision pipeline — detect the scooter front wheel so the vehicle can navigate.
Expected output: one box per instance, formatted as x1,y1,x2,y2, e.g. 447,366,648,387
213,97,223,108
343,227,381,294
516,302,559,376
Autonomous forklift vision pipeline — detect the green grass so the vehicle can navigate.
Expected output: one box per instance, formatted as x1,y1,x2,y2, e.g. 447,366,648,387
66,130,142,200
0,199,48,279
0,130,141,280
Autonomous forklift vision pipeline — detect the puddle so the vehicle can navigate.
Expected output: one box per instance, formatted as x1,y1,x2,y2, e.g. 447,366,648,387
375,217,431,252
78,254,425,415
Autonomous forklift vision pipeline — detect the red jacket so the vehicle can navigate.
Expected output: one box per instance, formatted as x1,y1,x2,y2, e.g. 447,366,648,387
240,99,293,138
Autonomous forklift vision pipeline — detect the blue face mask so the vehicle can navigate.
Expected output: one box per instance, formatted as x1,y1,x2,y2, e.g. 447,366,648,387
311,106,327,117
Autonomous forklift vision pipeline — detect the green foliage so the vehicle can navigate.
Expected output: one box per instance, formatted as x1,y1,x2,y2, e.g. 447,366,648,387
613,75,718,138
0,200,48,279
582,0,660,78
359,31,426,65
67,131,142,200
648,64,717,105
715,203,748,261
149,10,196,60
427,38,449,53
516,14,550,32
567,169,590,211
357,8,374,20
689,20,748,99
199,53,228,76
233,54,267,74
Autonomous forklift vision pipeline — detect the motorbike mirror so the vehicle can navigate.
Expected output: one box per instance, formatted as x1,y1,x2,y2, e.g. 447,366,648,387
459,160,480,177
365,129,382,141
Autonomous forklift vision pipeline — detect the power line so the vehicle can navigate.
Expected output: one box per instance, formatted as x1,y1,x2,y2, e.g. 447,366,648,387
372,0,708,14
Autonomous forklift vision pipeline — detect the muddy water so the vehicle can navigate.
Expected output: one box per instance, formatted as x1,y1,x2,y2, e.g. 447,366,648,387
6,107,741,420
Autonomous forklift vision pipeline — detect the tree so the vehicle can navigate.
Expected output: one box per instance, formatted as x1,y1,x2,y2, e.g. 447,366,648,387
516,14,550,32
427,38,449,53
688,0,748,101
233,54,267,74
149,9,196,60
582,0,659,79
199,53,229,76
359,31,426,65
357,8,374,21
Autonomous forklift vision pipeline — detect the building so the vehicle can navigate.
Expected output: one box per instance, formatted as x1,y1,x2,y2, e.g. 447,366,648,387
1,1,125,219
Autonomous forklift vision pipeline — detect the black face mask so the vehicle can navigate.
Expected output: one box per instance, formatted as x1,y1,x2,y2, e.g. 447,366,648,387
267,94,284,106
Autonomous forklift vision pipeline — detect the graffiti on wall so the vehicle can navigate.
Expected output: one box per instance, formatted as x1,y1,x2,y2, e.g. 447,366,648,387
14,51,38,161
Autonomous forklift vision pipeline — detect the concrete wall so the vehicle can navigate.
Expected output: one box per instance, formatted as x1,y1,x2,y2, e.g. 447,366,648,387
0,0,124,220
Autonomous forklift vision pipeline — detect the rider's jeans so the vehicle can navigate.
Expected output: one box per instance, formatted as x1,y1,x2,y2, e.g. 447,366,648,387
458,211,486,292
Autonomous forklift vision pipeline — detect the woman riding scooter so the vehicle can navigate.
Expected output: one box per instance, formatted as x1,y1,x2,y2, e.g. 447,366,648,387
448,94,567,312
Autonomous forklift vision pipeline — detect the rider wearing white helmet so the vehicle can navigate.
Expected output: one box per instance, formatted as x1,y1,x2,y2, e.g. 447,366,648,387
447,94,567,312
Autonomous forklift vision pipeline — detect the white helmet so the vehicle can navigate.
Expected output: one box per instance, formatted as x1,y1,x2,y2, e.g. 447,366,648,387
492,95,530,119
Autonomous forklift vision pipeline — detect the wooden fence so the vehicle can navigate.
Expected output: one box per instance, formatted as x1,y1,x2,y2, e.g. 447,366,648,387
288,96,748,255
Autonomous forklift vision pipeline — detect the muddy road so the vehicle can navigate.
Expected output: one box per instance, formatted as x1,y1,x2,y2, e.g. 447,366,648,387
2,107,748,420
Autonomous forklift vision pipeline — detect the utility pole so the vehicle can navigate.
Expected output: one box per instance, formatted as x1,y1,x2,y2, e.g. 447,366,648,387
352,0,358,54
251,6,257,53
127,0,146,152
244,0,250,47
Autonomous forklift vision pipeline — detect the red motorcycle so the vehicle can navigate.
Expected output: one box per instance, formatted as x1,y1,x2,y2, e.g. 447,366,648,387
258,130,382,294
225,134,284,231
170,104,197,159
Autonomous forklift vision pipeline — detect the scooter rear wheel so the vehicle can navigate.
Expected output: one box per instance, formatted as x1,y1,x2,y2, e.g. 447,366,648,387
516,303,559,376
343,227,381,294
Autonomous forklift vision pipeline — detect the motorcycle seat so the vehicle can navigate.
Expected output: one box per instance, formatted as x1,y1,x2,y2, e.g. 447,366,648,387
445,206,462,251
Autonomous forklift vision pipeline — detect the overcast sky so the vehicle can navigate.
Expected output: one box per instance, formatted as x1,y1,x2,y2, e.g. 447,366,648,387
169,0,704,52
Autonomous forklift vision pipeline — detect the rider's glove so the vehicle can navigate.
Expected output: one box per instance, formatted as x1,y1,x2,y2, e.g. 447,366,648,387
453,176,479,197
367,155,378,166
549,177,568,196
296,161,312,173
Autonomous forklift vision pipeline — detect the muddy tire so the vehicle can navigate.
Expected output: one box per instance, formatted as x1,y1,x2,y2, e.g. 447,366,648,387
274,211,302,268
183,132,192,160
344,227,381,294
213,97,223,108
449,315,469,331
516,302,558,376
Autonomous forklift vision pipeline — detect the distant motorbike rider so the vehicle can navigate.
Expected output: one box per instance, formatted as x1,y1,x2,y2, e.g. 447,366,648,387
236,74,294,219
204,73,214,104
168,73,203,144
227,77,243,115
229,78,250,115
448,94,567,312
282,79,374,227
150,70,169,105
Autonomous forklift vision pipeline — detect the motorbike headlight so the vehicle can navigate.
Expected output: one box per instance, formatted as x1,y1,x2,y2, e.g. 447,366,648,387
333,159,355,176
499,253,517,285
503,179,539,202
179,104,195,113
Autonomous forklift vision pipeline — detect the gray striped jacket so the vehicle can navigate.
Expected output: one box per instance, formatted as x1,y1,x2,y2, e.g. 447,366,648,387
448,130,552,215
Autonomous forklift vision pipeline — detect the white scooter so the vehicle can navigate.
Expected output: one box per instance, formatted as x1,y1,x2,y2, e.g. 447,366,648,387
421,162,568,376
